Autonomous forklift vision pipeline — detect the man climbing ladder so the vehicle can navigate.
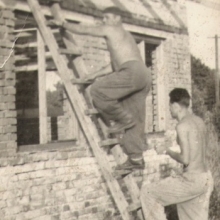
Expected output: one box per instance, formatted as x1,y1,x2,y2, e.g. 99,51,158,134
53,6,151,170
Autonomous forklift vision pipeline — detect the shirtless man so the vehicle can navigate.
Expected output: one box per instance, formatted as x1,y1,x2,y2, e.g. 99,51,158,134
56,6,151,170
140,88,213,220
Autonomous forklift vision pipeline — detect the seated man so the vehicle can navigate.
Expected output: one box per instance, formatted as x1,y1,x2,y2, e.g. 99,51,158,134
55,6,151,169
141,88,213,220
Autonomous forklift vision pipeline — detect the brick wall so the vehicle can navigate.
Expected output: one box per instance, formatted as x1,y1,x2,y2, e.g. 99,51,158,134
164,34,191,130
0,1,17,156
0,133,180,220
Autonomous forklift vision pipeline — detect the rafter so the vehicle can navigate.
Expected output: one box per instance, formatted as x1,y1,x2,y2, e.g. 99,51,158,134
187,0,220,10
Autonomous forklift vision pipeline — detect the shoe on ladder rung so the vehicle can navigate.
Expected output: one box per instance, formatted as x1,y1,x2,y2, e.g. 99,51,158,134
115,158,145,171
127,202,141,212
99,138,119,147
107,114,136,134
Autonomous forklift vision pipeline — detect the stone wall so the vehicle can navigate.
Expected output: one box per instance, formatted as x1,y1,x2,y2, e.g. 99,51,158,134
0,1,17,156
0,133,180,220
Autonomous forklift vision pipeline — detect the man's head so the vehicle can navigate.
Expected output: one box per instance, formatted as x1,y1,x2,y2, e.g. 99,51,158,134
169,88,191,118
102,6,122,25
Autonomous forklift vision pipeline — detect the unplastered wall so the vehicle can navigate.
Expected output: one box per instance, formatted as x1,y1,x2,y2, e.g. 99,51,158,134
0,133,180,220
158,33,191,131
167,34,191,130
0,1,17,156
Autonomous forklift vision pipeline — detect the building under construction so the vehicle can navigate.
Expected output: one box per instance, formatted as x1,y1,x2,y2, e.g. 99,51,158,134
0,0,193,219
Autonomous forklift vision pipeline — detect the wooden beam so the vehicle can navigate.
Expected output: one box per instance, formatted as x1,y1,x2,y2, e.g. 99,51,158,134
15,1,173,39
16,64,38,72
27,1,131,219
15,32,34,38
15,42,37,49
37,30,48,144
15,63,56,72
15,51,52,62
155,42,166,131
58,48,82,56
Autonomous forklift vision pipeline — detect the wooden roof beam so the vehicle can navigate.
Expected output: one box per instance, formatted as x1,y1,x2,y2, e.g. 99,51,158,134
15,1,173,39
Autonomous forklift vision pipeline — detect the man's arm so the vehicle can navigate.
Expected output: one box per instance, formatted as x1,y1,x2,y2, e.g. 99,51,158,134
62,22,109,37
166,124,190,166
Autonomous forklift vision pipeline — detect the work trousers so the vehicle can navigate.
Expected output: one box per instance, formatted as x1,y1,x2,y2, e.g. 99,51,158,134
90,60,151,158
140,171,214,220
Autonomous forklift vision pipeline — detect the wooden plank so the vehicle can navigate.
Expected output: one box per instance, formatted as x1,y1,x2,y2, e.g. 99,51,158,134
27,1,131,219
15,51,52,62
16,63,56,72
16,64,38,72
71,78,93,85
37,30,48,144
58,48,82,56
85,108,99,115
99,138,119,147
15,42,37,49
15,55,31,62
15,32,33,38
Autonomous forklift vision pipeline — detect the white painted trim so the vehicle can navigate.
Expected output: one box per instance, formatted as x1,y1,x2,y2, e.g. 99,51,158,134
37,30,48,144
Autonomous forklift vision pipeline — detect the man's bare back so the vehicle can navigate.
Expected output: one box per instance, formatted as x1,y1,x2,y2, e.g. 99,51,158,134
105,26,142,69
178,114,207,173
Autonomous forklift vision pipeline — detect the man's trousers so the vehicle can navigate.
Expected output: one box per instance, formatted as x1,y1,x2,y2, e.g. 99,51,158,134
140,171,213,220
90,60,151,158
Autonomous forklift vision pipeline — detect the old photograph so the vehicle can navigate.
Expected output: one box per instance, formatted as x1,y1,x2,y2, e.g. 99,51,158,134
0,0,219,219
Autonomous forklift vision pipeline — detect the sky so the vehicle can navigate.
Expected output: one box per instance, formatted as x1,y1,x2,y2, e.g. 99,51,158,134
46,0,220,90
186,0,220,69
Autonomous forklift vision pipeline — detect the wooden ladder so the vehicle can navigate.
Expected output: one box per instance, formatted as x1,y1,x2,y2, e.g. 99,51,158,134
27,0,143,219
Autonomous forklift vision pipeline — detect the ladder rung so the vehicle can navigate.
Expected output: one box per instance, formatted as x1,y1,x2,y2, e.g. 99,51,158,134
58,48,82,56
127,202,141,212
99,138,119,147
50,0,61,3
85,109,99,115
71,78,93,85
114,169,132,178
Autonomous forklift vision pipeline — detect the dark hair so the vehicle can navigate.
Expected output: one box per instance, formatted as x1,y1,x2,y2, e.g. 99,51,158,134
103,6,122,16
169,88,191,107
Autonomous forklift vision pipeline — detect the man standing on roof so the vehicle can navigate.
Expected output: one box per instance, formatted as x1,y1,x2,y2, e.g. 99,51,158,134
141,88,213,220
54,6,152,170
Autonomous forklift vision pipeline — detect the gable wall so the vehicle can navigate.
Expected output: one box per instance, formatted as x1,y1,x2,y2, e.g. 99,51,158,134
0,1,17,157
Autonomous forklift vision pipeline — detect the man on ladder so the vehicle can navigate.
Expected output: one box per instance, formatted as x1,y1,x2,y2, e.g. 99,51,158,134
53,6,151,171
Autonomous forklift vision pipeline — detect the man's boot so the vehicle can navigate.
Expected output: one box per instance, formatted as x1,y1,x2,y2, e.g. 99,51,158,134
115,158,145,170
107,113,135,134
